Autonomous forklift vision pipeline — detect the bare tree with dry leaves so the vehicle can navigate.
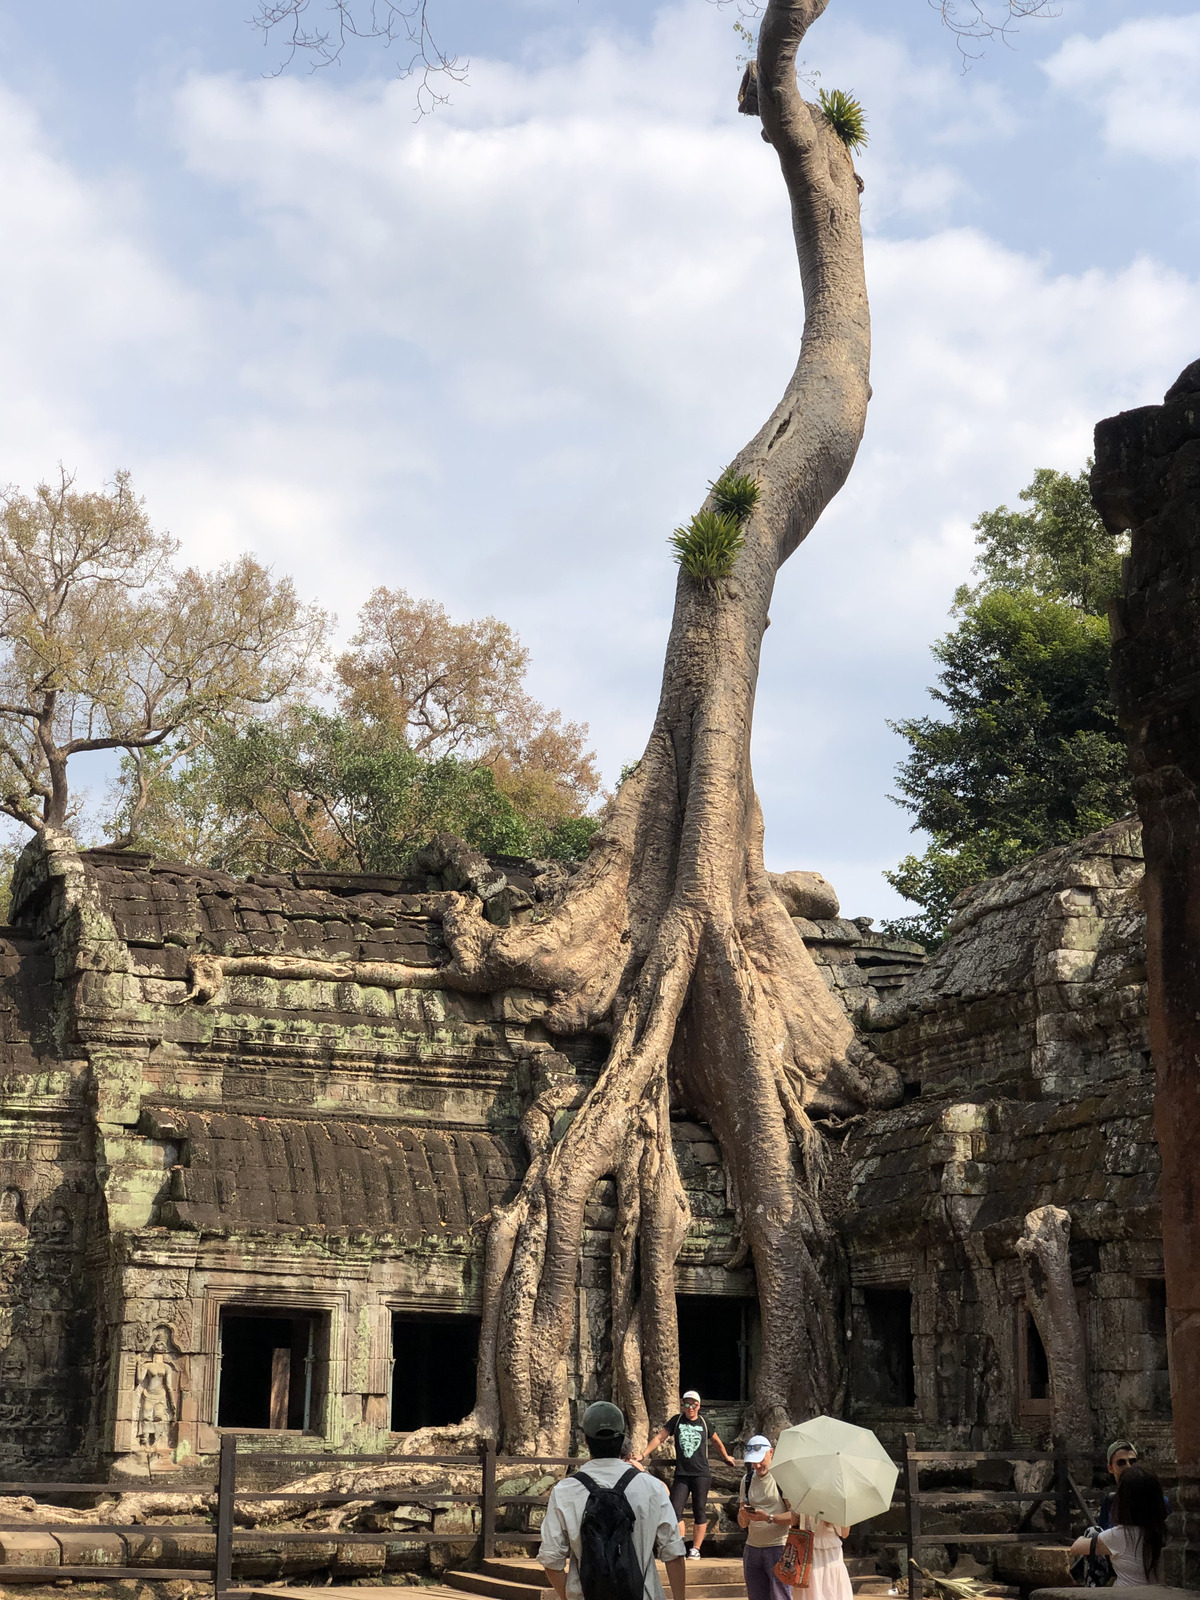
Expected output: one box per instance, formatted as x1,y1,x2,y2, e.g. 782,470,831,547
242,0,1060,1453
0,470,327,835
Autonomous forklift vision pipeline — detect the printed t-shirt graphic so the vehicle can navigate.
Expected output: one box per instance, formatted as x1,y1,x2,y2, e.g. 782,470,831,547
667,1413,710,1476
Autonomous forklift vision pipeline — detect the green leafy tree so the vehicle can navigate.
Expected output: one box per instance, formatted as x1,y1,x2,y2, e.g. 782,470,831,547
883,466,1131,947
110,712,598,873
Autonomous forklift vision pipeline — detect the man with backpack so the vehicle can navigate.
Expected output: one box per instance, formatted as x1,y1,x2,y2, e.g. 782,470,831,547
539,1401,688,1600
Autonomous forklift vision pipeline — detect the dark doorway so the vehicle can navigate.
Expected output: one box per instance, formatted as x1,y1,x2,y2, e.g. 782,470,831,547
391,1313,481,1432
851,1287,915,1408
676,1296,750,1404
1025,1312,1049,1402
1143,1280,1170,1416
218,1310,321,1431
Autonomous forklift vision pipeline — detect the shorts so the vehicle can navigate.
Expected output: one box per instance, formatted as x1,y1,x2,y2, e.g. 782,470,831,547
670,1475,712,1525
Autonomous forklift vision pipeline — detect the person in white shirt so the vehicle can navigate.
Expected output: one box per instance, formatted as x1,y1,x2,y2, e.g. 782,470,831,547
1071,1465,1168,1586
539,1401,687,1600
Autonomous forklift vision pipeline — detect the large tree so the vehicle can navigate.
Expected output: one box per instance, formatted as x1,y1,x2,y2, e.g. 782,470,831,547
885,467,1131,946
107,584,602,869
0,470,325,834
210,0,1057,1453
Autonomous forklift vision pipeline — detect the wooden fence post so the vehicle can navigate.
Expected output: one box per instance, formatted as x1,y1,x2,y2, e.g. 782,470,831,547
481,1443,497,1561
904,1432,921,1600
215,1434,236,1597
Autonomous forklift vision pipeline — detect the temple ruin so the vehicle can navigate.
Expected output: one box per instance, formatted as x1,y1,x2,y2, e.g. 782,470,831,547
0,814,1164,1484
4,360,1200,1593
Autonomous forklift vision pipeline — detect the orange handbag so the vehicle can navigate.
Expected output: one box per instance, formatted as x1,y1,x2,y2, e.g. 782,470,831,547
773,1528,814,1588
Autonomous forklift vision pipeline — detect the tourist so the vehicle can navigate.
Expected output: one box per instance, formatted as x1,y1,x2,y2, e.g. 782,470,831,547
1097,1440,1169,1531
738,1435,853,1600
1071,1466,1168,1587
638,1389,738,1558
539,1400,686,1600
737,1434,795,1600
1097,1439,1139,1530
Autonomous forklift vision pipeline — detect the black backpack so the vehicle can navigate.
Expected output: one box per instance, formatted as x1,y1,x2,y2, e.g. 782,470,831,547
573,1468,646,1600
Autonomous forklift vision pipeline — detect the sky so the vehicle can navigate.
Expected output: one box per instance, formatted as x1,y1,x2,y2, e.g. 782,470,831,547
0,0,1197,917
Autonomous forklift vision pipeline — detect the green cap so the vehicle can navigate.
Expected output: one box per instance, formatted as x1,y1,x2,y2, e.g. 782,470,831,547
1107,1438,1137,1464
582,1401,626,1440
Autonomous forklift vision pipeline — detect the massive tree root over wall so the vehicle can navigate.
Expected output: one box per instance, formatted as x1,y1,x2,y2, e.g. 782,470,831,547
192,0,901,1457
406,0,902,1454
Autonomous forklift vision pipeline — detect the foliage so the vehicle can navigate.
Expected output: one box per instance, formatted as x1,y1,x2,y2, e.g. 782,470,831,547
336,585,601,824
337,586,529,756
106,746,255,872
670,510,746,585
961,464,1122,616
107,582,603,872
113,716,600,874
0,470,327,834
882,467,1132,948
709,470,761,523
818,88,868,152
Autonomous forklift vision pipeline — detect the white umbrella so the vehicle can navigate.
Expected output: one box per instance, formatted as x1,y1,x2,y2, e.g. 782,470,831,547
769,1416,899,1528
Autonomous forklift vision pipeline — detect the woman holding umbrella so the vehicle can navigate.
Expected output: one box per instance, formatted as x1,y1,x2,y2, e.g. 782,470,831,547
738,1435,852,1600
767,1417,899,1600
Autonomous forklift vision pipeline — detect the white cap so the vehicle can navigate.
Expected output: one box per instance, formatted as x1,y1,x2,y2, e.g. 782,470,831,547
681,1390,701,1403
743,1435,772,1463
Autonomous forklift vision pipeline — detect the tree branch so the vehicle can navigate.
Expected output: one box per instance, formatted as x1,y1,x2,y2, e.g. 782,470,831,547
250,0,468,111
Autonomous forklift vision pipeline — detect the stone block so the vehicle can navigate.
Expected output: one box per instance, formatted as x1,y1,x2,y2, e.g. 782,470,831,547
332,1540,387,1577
0,1531,61,1566
52,1531,127,1566
993,1544,1072,1588
153,1531,216,1567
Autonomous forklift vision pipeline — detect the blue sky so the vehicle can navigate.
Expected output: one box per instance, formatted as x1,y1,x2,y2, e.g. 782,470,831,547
0,0,1197,915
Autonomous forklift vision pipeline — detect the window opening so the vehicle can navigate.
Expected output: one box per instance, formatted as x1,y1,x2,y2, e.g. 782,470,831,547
676,1295,751,1404
851,1287,915,1409
218,1310,320,1431
1016,1302,1052,1415
391,1313,480,1433
1025,1312,1049,1400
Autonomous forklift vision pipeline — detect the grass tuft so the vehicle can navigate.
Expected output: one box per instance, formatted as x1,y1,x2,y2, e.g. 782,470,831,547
818,88,868,153
670,510,746,584
709,470,760,523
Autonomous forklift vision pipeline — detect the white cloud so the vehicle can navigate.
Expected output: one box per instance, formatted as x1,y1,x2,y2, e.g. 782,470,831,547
0,0,1196,916
0,87,203,483
1043,13,1200,166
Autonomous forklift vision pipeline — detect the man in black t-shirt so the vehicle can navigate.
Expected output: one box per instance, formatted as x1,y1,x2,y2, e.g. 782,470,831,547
638,1390,737,1558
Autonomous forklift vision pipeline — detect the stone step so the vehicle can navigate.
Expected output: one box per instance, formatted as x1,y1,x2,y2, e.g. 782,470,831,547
480,1559,556,1586
448,1571,547,1600
448,1557,748,1600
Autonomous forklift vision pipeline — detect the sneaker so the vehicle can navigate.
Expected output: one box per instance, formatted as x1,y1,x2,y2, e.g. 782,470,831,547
687,1548,701,1560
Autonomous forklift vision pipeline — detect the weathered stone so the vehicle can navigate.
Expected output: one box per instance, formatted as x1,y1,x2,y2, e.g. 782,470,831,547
1101,359,1200,1472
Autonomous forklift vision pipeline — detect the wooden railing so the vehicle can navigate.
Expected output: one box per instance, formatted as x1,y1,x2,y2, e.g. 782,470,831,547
0,1441,584,1593
900,1433,1094,1599
213,1438,585,1592
0,1434,1102,1596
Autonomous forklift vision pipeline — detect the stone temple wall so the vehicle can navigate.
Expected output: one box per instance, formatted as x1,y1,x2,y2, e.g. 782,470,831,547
842,818,1167,1461
0,830,913,1478
0,818,1167,1482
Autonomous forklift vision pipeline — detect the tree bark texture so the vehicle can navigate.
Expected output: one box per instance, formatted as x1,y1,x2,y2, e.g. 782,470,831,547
387,0,907,1455
1016,1205,1092,1456
182,0,899,1457
378,0,906,1456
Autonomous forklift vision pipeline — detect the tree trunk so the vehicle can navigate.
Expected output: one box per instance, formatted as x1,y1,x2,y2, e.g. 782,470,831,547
410,0,897,1452
1017,1206,1092,1456
175,0,897,1457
